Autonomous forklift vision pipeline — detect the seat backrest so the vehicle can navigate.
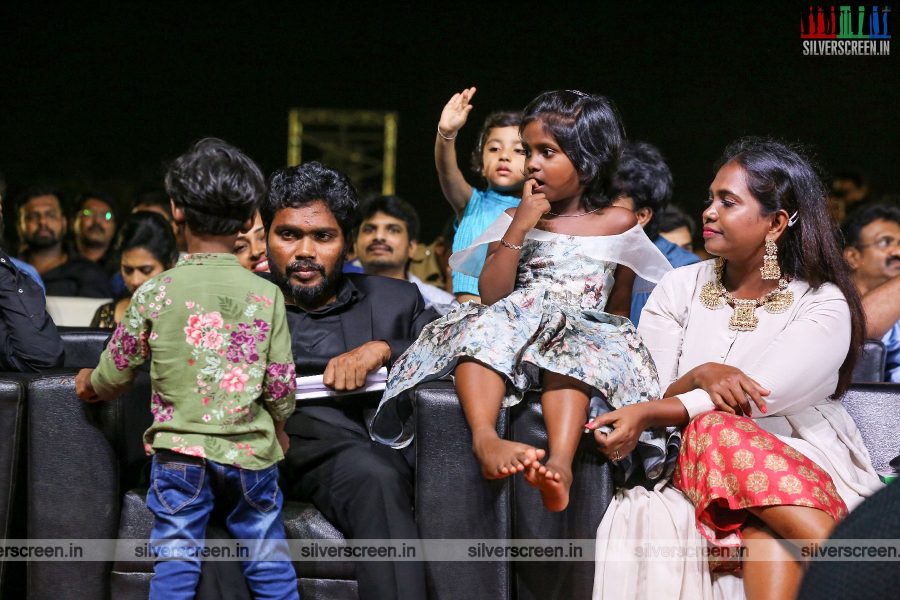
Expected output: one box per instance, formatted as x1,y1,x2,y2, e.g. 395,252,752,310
0,377,26,590
851,339,887,383
59,326,111,368
45,296,111,327
841,383,900,473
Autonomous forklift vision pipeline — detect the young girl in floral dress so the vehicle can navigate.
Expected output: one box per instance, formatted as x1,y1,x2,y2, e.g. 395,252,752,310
374,90,672,511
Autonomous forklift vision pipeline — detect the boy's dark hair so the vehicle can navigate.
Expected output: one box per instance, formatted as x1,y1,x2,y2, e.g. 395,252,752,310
115,211,179,268
164,137,264,236
717,136,863,398
608,141,673,240
840,202,900,248
658,204,697,237
469,111,524,175
261,161,359,243
522,90,626,210
355,195,421,241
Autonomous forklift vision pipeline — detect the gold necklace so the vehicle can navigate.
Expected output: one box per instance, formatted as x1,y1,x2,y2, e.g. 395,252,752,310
699,258,794,331
545,207,602,217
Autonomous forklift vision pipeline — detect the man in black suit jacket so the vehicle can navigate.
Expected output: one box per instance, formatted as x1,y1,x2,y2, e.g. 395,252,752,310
264,162,434,600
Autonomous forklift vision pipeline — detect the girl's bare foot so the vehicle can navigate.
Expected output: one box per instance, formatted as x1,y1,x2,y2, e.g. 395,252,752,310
524,460,573,512
472,432,545,479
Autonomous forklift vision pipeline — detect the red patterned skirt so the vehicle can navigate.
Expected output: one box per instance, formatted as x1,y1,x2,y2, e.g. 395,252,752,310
673,411,847,563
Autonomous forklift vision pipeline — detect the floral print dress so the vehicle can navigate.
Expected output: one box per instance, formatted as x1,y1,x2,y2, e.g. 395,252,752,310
372,218,675,455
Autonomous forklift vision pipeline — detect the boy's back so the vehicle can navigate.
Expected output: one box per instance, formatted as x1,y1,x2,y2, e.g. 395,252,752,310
91,253,296,469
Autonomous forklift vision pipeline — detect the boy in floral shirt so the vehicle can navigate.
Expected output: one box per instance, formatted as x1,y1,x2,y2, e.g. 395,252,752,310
76,138,299,600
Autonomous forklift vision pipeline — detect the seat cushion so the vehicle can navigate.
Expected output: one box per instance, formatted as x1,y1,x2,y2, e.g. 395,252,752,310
114,489,356,580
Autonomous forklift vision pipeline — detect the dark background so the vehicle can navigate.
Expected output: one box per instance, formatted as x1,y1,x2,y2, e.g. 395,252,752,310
2,1,897,241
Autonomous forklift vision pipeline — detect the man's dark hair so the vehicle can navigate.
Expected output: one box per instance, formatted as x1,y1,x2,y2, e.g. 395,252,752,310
74,191,117,221
840,202,900,248
261,161,359,242
609,141,673,240
658,204,696,237
164,137,264,236
469,111,524,175
355,195,421,241
17,185,65,213
132,188,173,220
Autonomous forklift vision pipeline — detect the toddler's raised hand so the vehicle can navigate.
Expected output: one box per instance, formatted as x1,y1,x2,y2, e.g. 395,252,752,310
438,87,476,138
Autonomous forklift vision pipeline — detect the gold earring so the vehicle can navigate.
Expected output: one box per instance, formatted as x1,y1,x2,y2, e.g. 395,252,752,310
760,238,781,280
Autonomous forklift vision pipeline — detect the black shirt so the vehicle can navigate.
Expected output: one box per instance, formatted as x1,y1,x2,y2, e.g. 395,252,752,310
38,254,112,298
285,277,361,375
0,250,64,371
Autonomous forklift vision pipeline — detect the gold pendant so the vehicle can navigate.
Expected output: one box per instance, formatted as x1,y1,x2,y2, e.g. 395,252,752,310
729,300,759,331
700,281,724,310
763,289,794,314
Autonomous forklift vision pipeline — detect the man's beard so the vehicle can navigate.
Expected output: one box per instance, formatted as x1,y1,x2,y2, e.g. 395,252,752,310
270,257,344,308
26,229,60,250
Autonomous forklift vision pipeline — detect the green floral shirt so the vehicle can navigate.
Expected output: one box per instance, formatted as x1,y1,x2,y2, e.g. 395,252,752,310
91,253,296,469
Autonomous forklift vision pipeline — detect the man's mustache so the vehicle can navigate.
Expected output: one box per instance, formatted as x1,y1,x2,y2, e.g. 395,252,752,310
87,224,105,233
286,259,325,276
367,242,393,252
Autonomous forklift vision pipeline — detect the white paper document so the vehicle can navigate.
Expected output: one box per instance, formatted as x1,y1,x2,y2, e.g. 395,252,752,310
295,367,388,400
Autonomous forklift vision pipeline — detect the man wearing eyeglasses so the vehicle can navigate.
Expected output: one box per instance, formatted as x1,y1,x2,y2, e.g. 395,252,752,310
16,187,112,298
73,192,118,273
842,202,900,382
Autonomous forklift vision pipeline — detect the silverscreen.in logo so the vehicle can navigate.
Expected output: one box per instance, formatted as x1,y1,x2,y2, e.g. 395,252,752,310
801,5,891,55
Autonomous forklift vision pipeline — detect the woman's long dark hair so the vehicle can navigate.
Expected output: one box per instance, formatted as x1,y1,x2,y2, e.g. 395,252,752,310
717,137,864,398
116,211,179,269
521,90,625,210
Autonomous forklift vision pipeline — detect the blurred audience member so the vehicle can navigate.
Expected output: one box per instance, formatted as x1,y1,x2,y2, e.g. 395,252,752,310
0,182,63,370
0,172,44,290
17,186,111,297
829,170,871,222
658,204,696,253
842,203,900,381
73,192,117,273
91,212,178,328
354,195,457,314
409,215,455,293
610,141,699,325
132,188,186,253
232,210,268,272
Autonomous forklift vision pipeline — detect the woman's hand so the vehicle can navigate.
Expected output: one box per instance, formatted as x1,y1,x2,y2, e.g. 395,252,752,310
438,87,476,138
687,363,769,416
510,179,551,233
585,404,649,462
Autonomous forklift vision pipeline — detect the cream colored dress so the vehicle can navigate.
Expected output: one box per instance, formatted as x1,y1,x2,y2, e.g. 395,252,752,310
593,260,883,600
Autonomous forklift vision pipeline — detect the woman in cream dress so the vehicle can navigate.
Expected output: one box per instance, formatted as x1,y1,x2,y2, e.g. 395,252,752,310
589,138,882,600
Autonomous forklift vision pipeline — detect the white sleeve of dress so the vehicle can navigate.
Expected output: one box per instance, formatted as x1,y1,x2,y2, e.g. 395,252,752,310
740,286,851,417
637,269,691,394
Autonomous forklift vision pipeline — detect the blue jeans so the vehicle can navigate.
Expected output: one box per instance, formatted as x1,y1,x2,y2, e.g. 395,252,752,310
146,451,299,600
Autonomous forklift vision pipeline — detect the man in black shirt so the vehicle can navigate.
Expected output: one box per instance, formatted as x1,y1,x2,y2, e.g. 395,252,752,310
16,187,111,298
0,189,63,371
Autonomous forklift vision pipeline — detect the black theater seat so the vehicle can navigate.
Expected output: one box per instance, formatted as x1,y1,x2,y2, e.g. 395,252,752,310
841,383,900,473
852,339,888,383
0,377,26,593
58,326,111,369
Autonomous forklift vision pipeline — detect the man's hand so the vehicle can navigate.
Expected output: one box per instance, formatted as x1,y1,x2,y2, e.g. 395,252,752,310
75,368,101,403
322,341,391,392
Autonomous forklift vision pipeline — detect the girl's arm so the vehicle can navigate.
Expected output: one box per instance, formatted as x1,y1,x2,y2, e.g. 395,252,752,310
479,182,549,305
606,265,636,318
435,88,476,218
